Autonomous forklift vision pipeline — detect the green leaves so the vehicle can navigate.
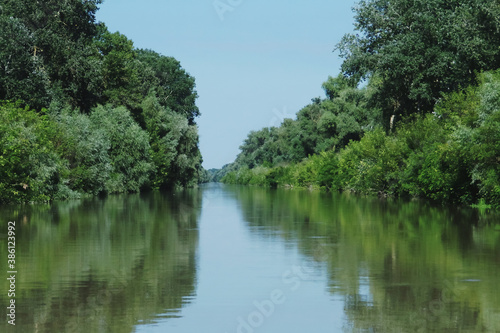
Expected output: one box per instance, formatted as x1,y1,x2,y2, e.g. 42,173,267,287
90,105,154,193
1,0,104,111
141,95,202,189
137,49,200,124
338,0,500,121
96,29,142,112
0,16,50,109
0,102,68,203
0,1,204,201
51,108,111,194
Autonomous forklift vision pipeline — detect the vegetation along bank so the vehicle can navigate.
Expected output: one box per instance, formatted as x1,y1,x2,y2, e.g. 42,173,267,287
218,0,500,209
0,0,203,203
1,0,500,209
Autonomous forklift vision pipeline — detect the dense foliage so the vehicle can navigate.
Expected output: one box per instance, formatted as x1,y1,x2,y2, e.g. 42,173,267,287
222,71,500,208
0,0,203,203
225,75,380,170
221,0,500,209
337,0,500,126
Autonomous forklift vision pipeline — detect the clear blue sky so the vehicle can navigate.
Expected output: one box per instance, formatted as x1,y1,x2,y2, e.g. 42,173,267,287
97,0,358,169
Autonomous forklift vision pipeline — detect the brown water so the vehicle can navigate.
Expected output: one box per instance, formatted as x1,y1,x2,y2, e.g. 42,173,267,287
1,183,499,332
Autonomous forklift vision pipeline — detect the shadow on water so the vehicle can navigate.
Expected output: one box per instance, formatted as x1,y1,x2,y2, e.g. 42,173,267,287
224,185,500,332
0,189,202,333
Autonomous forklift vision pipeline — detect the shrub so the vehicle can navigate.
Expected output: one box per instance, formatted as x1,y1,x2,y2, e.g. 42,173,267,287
470,73,500,207
50,107,111,195
313,150,338,190
90,105,154,193
0,102,68,203
332,124,413,195
141,95,202,189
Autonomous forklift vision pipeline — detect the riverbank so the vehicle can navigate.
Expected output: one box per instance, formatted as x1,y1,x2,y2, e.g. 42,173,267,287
220,72,500,210
0,101,203,204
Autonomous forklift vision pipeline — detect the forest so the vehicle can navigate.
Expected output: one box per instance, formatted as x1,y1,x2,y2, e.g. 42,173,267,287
219,0,500,209
0,0,204,203
2,0,500,208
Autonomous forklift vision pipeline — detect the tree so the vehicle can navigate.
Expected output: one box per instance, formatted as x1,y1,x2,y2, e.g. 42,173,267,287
141,95,202,189
336,0,500,123
90,105,154,193
0,102,68,203
95,27,144,113
51,108,111,195
137,49,200,124
0,16,50,109
2,0,104,111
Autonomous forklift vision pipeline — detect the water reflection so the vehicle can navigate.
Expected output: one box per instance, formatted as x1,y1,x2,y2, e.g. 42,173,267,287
0,190,201,333
1,184,499,332
225,185,500,332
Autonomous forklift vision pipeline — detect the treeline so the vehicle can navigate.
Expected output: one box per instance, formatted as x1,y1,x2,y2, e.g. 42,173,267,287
220,0,500,208
0,0,203,203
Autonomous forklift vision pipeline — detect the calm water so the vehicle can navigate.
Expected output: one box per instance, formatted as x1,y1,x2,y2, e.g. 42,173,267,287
1,183,500,332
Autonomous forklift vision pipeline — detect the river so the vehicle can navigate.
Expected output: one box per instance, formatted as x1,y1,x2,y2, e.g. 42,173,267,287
1,183,499,332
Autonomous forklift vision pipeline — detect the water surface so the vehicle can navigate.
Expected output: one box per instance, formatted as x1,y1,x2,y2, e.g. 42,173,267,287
1,183,499,332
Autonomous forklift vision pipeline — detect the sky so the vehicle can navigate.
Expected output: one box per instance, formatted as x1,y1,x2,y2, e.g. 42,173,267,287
96,0,358,169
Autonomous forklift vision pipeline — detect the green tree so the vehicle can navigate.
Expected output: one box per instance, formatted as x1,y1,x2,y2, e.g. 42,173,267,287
0,102,70,203
137,49,200,124
50,108,111,195
469,71,500,207
141,96,202,189
90,105,154,193
337,0,500,122
2,0,104,111
319,75,379,148
0,16,50,109
95,27,153,115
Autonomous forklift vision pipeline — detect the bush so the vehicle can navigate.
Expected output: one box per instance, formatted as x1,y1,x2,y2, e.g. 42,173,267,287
90,105,154,193
334,128,407,194
0,102,68,203
470,72,500,207
50,107,111,195
313,150,338,190
414,141,475,203
141,95,202,189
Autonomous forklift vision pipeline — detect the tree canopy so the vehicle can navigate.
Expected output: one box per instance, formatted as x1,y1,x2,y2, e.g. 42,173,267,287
219,0,500,208
0,0,203,203
336,0,500,122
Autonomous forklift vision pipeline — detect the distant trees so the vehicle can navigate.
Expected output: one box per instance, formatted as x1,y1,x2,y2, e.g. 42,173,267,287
228,75,380,171
220,0,500,208
221,70,500,208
